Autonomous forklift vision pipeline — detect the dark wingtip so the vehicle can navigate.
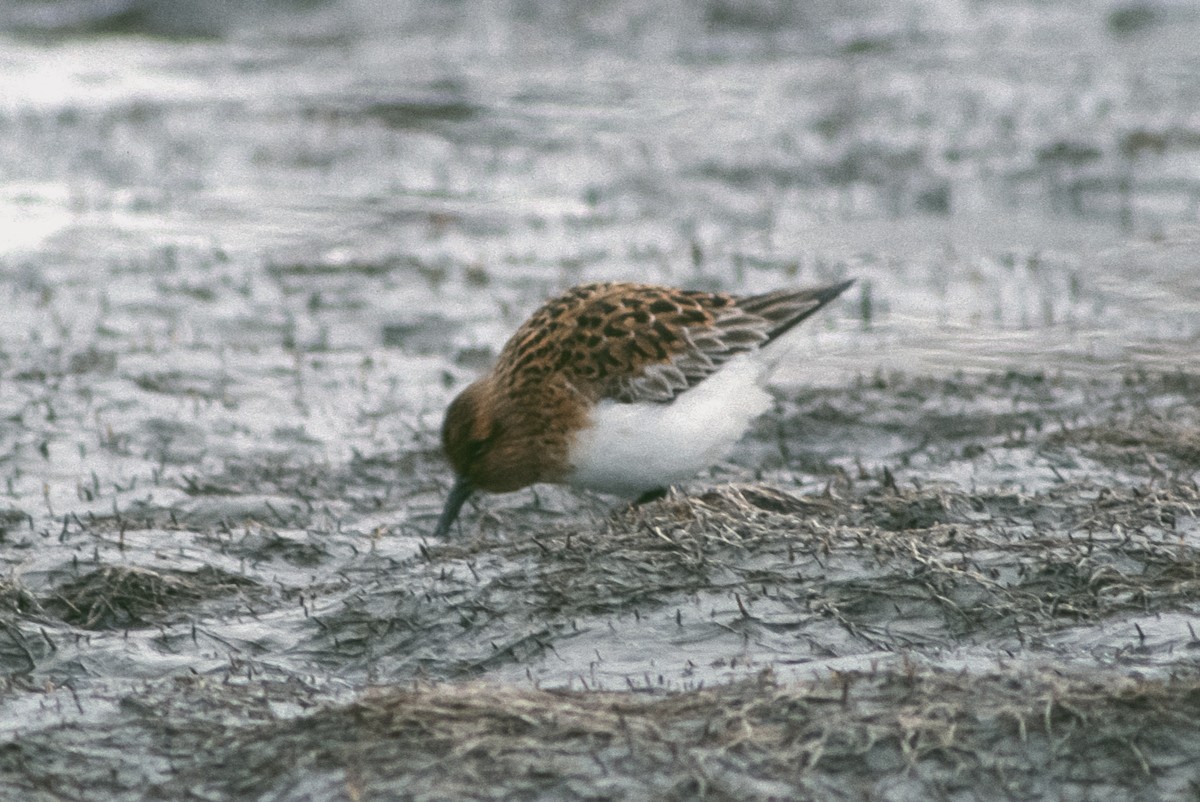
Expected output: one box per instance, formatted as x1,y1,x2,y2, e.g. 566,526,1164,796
756,277,856,344
431,476,475,538
813,278,856,306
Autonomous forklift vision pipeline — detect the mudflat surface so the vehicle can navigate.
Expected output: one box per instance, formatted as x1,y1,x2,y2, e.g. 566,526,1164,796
2,1,1200,800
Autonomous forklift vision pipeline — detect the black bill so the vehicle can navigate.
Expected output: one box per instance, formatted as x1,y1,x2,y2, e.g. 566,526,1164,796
431,475,475,537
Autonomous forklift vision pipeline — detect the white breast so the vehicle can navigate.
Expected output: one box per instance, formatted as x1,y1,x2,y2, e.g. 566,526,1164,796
566,354,774,497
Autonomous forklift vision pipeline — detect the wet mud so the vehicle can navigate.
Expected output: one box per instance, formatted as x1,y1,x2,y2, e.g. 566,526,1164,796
4,371,1200,800
10,667,1200,801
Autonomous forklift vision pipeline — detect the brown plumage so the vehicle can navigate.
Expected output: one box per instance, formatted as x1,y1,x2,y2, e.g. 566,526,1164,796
434,279,854,536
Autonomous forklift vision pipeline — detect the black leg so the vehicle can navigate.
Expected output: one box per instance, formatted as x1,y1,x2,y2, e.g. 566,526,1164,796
633,486,668,506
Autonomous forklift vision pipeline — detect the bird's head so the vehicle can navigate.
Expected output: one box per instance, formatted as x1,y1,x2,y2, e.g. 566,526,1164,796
433,379,541,536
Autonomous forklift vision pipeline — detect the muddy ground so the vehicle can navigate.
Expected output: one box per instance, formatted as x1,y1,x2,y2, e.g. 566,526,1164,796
4,370,1200,800
3,1,1200,800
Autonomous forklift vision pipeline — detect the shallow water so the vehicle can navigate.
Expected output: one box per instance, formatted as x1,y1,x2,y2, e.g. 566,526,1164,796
2,1,1200,799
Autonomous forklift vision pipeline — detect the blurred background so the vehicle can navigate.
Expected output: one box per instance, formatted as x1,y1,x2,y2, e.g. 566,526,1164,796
3,0,1199,390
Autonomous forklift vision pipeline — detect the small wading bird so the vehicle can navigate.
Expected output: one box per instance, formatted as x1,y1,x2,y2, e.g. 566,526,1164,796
433,279,854,537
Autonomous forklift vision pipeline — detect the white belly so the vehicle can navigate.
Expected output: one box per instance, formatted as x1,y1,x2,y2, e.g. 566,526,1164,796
566,355,773,497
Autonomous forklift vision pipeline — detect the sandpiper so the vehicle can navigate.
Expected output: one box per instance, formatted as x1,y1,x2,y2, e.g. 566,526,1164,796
433,279,854,536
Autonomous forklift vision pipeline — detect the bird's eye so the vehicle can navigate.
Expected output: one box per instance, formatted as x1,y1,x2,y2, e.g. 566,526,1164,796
465,422,502,460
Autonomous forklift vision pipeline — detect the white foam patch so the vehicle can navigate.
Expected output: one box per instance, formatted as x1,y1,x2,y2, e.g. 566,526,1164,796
567,355,773,496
